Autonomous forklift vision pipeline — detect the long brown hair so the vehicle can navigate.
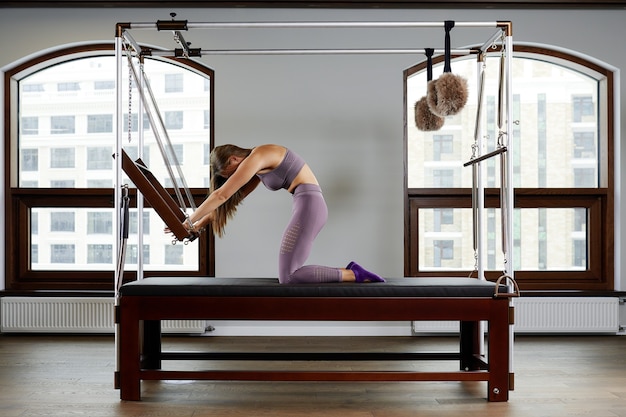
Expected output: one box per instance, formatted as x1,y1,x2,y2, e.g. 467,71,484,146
209,144,254,237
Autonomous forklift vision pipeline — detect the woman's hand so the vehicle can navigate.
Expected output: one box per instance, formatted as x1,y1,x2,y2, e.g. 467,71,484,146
163,212,213,236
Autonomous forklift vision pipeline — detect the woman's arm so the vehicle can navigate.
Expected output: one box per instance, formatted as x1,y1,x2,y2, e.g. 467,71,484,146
192,176,260,230
188,148,268,225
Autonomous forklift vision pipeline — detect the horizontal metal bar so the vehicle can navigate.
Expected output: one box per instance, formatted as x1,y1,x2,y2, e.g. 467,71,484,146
188,21,501,29
159,351,461,361
463,147,507,167
141,48,476,56
127,22,157,30
124,21,501,31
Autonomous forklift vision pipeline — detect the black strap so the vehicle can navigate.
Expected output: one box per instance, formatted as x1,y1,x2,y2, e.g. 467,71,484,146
444,20,455,73
120,192,130,240
425,48,434,81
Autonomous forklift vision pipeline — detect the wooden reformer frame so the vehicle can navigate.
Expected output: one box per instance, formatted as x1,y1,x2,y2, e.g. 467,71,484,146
116,277,516,402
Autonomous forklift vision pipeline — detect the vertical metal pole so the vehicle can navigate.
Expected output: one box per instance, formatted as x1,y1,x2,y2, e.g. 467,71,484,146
476,53,486,283
504,29,515,383
114,37,124,295
504,36,514,281
136,57,145,281
114,37,123,294
475,53,486,355
113,28,123,389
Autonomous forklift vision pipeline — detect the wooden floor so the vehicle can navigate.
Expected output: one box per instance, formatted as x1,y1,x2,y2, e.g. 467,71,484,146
0,334,625,417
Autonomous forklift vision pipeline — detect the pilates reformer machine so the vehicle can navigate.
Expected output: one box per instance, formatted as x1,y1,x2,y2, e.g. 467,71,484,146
113,17,518,402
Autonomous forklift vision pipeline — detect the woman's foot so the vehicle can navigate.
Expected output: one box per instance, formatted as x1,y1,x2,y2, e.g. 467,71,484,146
347,261,385,283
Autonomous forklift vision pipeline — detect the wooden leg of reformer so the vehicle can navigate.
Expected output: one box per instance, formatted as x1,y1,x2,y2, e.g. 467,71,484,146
119,301,142,401
487,299,510,402
459,320,482,371
141,320,162,370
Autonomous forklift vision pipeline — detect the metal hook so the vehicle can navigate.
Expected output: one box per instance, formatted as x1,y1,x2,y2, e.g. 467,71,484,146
497,130,507,147
470,142,478,159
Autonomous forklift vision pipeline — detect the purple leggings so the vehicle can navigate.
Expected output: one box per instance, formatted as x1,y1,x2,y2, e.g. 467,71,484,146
278,184,342,284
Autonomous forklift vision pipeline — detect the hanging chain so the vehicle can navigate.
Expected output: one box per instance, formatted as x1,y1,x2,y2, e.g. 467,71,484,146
471,250,479,277
128,61,133,143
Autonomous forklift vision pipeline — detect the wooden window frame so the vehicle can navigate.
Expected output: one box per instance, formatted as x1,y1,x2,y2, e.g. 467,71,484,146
4,44,215,291
407,188,611,290
404,45,615,291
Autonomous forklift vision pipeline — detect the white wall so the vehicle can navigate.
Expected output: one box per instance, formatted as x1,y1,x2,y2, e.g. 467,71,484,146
0,7,624,292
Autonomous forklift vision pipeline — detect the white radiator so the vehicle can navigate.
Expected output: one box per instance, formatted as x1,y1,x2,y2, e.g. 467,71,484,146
512,297,620,333
0,297,206,334
1,296,621,335
413,297,621,334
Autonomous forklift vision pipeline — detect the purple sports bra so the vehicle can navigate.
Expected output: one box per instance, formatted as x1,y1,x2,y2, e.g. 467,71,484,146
256,148,306,191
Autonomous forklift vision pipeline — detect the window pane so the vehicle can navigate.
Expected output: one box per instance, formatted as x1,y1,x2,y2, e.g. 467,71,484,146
87,180,111,187
407,56,600,188
418,207,587,272
87,147,113,170
125,113,151,132
87,212,112,234
164,244,184,265
50,148,75,168
164,111,183,129
129,211,151,235
87,114,113,133
31,244,39,264
50,180,75,188
50,211,75,232
94,80,114,90
30,208,198,271
57,82,80,92
23,83,44,92
21,116,38,135
164,73,183,93
125,244,150,264
12,51,214,285
87,244,113,264
21,149,38,172
419,207,505,272
18,56,211,189
51,244,75,264
50,116,75,134
518,208,587,270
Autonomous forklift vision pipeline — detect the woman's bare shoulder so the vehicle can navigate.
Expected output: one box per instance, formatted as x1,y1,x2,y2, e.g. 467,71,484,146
251,144,285,155
249,144,287,166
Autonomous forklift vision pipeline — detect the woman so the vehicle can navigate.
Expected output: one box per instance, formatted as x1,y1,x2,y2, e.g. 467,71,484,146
181,144,384,284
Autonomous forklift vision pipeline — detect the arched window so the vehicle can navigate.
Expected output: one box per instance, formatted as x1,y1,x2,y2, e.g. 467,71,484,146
5,44,214,290
405,44,615,291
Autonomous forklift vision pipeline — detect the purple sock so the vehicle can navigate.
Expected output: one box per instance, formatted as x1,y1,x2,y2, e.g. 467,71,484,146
347,261,385,283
